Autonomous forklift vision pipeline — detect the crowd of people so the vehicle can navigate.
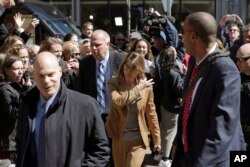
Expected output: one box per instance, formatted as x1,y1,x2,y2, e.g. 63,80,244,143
0,1,250,167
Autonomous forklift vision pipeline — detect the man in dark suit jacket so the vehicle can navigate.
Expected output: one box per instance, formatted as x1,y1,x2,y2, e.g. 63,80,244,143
16,52,110,167
78,29,124,117
173,12,245,167
236,43,250,151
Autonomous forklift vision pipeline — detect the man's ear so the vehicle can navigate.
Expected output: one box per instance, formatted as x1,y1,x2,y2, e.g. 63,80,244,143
191,32,197,42
59,67,62,77
191,32,196,40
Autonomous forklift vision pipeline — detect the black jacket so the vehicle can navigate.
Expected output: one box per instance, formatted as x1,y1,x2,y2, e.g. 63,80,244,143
16,81,110,167
0,81,21,151
160,67,183,113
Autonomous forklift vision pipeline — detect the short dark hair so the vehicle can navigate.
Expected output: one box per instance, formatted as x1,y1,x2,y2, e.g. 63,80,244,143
82,21,93,30
186,12,217,44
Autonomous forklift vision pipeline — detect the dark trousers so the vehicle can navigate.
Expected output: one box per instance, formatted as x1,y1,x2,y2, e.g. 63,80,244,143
101,113,114,167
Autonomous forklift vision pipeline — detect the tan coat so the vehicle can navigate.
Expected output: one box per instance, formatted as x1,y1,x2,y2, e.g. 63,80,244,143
105,76,161,147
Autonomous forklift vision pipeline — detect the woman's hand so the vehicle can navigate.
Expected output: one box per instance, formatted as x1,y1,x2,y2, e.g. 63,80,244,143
14,12,25,28
25,18,40,34
21,76,32,87
153,144,162,155
137,78,154,90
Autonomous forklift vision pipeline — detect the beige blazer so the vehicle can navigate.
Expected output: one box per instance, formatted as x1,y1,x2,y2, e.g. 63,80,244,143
105,76,161,147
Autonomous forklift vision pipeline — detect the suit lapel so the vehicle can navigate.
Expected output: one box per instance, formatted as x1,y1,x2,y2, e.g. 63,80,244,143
189,49,221,114
109,53,115,77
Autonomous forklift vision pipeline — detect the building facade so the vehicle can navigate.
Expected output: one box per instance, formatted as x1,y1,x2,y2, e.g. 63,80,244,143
32,0,249,36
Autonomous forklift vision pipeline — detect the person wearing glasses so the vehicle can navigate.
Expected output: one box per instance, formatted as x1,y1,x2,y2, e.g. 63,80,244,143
217,14,244,62
61,41,80,90
236,43,250,151
113,32,127,52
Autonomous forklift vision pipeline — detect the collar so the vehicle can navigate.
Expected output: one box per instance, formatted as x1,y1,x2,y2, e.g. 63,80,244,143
96,52,109,66
197,43,217,66
25,80,67,118
39,89,59,112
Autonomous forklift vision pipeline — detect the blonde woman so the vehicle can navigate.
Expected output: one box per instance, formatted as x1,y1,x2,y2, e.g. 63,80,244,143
105,52,161,167
61,41,80,89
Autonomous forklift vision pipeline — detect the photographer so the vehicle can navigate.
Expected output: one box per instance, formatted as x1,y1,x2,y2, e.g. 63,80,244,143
144,9,184,62
61,41,80,90
217,14,244,62
146,14,185,117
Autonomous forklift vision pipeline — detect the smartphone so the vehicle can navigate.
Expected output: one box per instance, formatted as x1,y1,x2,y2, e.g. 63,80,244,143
32,13,39,19
23,71,30,80
227,15,235,21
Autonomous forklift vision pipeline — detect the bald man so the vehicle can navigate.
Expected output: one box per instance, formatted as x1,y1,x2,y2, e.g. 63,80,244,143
78,29,124,115
16,52,110,167
173,12,245,167
236,44,250,151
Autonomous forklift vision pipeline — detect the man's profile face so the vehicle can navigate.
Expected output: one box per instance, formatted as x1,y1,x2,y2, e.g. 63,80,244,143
90,33,109,61
182,18,195,55
236,48,250,75
33,54,62,100
243,29,250,43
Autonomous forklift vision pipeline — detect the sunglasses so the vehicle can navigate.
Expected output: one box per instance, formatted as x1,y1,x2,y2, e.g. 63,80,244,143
236,56,250,62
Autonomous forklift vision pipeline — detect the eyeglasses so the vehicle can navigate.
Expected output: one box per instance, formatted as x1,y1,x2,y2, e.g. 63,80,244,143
229,29,239,32
236,56,250,62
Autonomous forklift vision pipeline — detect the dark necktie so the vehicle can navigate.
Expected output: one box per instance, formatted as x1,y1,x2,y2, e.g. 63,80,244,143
182,64,198,154
97,62,105,113
36,102,46,167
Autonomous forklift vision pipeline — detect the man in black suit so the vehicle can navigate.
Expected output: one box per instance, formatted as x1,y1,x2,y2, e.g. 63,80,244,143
173,12,245,167
78,29,124,118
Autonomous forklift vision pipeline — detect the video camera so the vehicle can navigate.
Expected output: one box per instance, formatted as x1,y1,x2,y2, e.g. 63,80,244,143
144,8,167,37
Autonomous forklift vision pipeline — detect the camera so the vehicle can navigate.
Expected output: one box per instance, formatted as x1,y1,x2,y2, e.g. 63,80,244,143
143,8,167,37
32,13,39,19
